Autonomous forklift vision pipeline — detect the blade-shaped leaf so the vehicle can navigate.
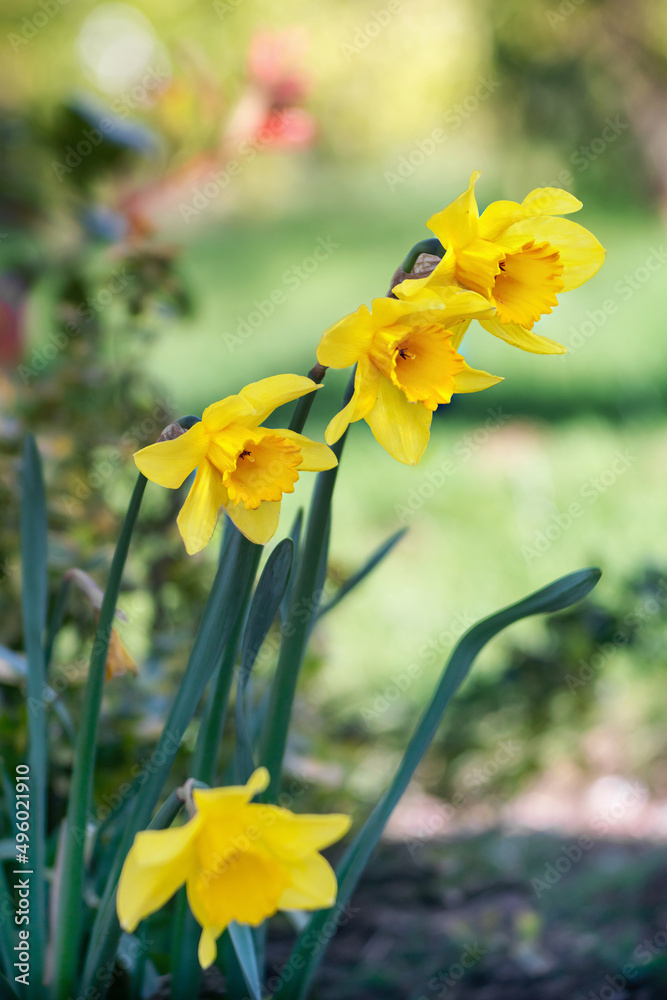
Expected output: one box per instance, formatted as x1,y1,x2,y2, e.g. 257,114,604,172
0,860,18,989
20,434,48,992
275,567,602,1000
280,509,303,622
317,527,407,620
82,529,262,997
236,539,294,782
53,473,147,1000
228,922,262,1000
259,436,345,801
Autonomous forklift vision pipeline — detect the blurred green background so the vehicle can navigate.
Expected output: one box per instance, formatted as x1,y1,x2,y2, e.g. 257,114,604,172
1,0,667,838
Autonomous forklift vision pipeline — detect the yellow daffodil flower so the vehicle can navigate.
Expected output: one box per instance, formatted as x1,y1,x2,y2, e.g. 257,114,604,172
316,288,502,465
116,767,351,968
133,375,337,553
394,171,606,354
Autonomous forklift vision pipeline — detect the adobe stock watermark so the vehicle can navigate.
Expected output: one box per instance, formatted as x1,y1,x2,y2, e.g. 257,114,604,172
223,236,340,353
394,407,510,523
537,115,629,193
417,941,487,999
566,579,667,692
60,397,175,514
67,933,153,1000
385,76,501,190
17,265,135,384
531,781,648,898
582,922,667,1000
361,611,476,724
546,0,586,29
251,901,359,999
212,0,246,19
8,0,70,53
565,246,667,353
50,66,169,181
340,1,402,62
404,739,522,857
179,109,303,223
521,449,636,565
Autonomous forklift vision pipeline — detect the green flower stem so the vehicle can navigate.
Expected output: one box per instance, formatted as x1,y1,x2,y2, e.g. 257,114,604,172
170,541,261,998
276,568,602,1000
191,574,258,788
258,431,346,801
81,528,260,999
401,237,445,273
288,363,328,435
20,436,49,998
53,473,147,1000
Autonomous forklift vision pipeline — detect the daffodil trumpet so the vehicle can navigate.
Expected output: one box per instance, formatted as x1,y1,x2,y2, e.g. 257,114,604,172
317,288,503,465
133,375,337,553
393,170,606,355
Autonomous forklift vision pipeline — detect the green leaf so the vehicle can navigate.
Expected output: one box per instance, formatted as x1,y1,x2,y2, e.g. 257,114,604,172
82,528,262,998
241,539,295,678
317,527,407,620
52,473,147,1000
280,509,303,622
258,435,346,801
275,567,601,1000
0,862,18,989
0,969,19,998
228,922,262,1000
20,434,48,994
236,539,294,783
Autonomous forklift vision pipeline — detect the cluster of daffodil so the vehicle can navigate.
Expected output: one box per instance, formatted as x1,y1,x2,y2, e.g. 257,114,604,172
10,176,604,1000
118,174,604,975
134,173,604,550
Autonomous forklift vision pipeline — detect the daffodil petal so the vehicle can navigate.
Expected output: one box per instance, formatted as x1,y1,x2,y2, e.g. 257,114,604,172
365,377,432,465
177,459,226,555
449,318,471,351
190,848,289,929
198,926,220,970
478,199,524,241
193,768,270,817
277,430,338,471
116,823,198,932
502,216,605,292
202,395,256,433
324,358,380,444
133,422,207,489
261,812,351,860
454,362,504,394
392,273,436,300
278,853,338,909
240,375,321,426
427,170,481,249
521,187,582,217
224,499,281,545
317,305,374,368
454,239,504,299
479,317,567,354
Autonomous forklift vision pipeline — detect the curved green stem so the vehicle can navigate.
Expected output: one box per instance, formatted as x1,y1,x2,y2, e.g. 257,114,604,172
259,374,353,801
